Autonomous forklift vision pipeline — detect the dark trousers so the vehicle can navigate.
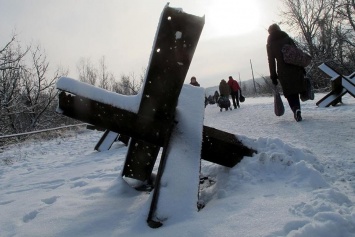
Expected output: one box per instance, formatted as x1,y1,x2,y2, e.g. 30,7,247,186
231,90,239,108
285,93,301,112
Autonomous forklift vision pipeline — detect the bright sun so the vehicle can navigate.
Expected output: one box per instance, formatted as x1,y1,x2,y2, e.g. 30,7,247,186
204,1,260,38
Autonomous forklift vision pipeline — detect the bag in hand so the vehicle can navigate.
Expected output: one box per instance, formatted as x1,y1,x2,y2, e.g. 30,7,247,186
274,89,285,116
282,44,312,67
300,77,315,101
240,95,245,102
239,91,245,102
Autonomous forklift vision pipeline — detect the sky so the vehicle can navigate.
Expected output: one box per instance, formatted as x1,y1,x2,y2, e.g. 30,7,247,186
1,82,355,236
0,0,283,87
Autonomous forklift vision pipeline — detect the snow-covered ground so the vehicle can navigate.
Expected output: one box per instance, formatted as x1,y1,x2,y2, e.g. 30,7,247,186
1,92,355,237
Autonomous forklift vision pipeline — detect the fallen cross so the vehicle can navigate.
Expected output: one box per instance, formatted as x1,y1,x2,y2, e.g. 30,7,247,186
317,62,355,107
56,4,256,228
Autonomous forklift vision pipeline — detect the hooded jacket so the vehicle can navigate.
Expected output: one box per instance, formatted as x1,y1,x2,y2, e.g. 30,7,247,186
219,79,230,97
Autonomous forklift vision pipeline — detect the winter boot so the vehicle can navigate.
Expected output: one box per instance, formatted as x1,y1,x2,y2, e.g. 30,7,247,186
294,109,302,122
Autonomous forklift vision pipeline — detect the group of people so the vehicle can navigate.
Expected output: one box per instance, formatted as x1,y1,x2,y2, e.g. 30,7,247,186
219,76,241,109
189,23,309,122
190,76,241,110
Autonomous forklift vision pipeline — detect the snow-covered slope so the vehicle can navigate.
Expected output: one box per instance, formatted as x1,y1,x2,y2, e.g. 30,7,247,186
1,93,355,237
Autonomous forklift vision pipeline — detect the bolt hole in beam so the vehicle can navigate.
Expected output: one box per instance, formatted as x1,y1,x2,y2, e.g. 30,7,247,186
175,31,182,39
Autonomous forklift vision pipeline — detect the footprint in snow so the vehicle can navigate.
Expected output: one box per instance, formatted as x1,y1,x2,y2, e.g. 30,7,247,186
41,196,59,205
71,180,88,188
23,210,39,223
69,176,81,181
0,200,15,205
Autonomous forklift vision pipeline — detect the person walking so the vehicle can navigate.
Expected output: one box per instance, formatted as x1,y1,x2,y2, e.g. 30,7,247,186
190,76,200,87
266,23,307,122
219,79,230,97
227,76,241,109
218,79,232,111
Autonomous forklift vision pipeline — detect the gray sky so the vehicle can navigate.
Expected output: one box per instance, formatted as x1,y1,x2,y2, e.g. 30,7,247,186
1,0,282,87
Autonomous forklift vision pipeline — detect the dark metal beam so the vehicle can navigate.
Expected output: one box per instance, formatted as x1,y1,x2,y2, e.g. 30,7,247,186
58,91,256,168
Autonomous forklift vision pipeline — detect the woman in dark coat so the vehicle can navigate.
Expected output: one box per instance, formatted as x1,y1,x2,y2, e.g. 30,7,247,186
266,23,306,122
219,79,230,97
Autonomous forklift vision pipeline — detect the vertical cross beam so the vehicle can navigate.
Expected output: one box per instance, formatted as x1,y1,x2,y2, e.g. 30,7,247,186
121,5,205,183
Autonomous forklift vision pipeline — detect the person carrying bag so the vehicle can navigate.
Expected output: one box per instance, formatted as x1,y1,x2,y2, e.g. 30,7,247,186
266,23,309,122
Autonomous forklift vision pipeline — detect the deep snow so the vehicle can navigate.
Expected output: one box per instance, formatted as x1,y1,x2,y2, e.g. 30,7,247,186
1,91,355,237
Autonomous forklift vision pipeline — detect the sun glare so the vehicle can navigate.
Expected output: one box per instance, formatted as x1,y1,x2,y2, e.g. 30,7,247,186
205,1,260,38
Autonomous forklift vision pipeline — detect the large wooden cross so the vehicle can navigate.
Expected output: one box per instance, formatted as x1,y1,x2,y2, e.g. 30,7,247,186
56,4,255,228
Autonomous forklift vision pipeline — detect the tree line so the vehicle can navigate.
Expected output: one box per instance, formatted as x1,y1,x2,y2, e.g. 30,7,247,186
0,35,144,139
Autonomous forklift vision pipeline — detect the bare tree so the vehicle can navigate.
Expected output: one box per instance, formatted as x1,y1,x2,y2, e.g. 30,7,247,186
0,35,71,135
334,0,355,66
280,0,337,58
98,56,109,90
116,74,134,95
0,35,29,134
21,44,66,130
97,56,116,90
76,57,97,86
76,55,145,95
338,0,355,36
279,0,355,89
114,71,144,95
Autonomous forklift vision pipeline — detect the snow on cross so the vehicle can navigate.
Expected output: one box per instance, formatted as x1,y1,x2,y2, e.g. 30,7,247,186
317,63,355,107
56,4,255,228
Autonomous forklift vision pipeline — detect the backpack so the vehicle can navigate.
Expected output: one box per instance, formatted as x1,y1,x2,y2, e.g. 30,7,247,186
281,44,312,67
